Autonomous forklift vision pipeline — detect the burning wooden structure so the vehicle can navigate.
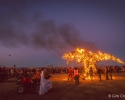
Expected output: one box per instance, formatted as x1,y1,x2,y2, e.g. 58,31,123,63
62,48,124,79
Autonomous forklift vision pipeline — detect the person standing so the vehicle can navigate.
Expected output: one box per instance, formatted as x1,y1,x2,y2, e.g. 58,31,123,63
68,67,73,81
109,66,113,80
106,67,109,80
0,66,1,73
39,69,52,95
89,67,93,80
97,67,102,81
35,69,40,82
74,67,79,85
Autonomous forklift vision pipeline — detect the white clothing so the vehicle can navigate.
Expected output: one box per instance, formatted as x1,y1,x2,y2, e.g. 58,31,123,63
39,71,52,95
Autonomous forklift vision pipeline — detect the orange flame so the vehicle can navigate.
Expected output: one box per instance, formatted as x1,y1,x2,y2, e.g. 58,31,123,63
62,48,124,79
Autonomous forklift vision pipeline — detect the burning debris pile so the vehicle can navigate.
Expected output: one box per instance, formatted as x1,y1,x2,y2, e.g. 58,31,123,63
62,48,124,79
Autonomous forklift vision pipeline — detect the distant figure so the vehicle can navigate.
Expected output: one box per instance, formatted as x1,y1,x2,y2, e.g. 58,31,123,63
106,67,109,80
109,66,113,80
10,68,14,76
68,67,73,81
35,69,40,79
0,66,1,72
74,67,79,85
35,69,40,82
89,67,93,80
97,67,102,81
39,69,52,95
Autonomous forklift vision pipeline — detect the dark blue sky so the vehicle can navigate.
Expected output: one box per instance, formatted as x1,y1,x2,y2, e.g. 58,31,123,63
0,0,125,67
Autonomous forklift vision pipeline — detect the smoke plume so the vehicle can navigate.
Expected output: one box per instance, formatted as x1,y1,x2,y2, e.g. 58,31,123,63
0,0,97,54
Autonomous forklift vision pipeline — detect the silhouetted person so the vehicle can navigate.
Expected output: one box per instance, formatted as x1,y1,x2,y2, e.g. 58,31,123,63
109,66,113,80
98,67,102,81
0,66,1,73
89,67,93,80
106,67,109,80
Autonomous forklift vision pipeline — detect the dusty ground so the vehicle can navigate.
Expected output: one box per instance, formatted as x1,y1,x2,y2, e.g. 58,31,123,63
0,72,125,100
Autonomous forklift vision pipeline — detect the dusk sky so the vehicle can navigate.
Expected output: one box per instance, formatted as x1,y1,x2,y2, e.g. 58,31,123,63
0,0,125,67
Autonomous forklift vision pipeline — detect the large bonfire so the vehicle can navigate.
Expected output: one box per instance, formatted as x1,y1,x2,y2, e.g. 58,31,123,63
62,48,124,79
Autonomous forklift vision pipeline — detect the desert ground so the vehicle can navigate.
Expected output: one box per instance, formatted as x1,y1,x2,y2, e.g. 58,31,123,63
0,72,125,100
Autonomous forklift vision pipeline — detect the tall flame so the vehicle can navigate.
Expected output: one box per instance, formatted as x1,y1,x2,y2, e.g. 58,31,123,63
62,48,124,79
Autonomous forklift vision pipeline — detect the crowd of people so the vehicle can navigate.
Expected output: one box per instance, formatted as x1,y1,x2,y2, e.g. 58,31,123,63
0,65,70,77
67,65,125,85
89,66,114,81
0,65,124,77
0,65,125,95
